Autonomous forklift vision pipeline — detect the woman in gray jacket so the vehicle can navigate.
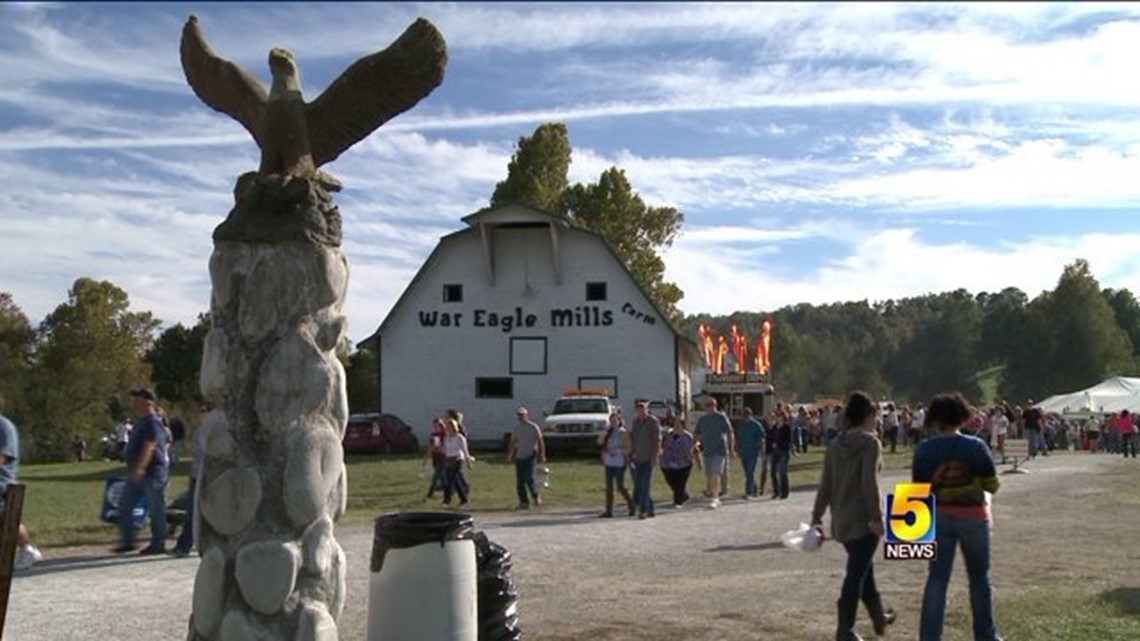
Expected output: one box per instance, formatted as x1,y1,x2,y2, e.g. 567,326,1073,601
811,391,896,641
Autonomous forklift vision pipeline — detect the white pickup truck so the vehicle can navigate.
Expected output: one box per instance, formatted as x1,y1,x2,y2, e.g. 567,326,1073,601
543,391,613,452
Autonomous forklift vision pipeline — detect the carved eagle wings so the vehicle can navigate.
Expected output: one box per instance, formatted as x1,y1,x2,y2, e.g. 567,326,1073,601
180,15,447,175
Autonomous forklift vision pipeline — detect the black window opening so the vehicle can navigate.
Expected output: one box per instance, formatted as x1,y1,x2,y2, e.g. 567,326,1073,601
578,376,618,399
476,377,513,398
586,282,607,301
443,284,463,303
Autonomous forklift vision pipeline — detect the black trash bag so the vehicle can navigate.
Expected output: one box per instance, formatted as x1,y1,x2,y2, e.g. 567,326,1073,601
474,531,521,641
371,511,475,573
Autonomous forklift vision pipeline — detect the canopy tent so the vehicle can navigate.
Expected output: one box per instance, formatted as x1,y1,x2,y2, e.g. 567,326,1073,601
1035,376,1140,415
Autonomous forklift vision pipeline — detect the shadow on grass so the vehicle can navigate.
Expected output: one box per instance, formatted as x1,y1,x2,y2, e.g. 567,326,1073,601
1100,587,1140,616
704,541,784,553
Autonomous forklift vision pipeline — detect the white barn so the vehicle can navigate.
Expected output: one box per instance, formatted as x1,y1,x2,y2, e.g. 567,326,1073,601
360,203,701,447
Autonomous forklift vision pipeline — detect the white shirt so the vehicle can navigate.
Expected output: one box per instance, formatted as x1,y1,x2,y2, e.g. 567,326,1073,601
443,433,467,461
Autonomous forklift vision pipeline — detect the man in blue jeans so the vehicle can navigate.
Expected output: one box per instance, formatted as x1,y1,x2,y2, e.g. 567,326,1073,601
115,388,169,555
1022,403,1048,458
506,407,546,510
735,407,765,499
629,400,661,519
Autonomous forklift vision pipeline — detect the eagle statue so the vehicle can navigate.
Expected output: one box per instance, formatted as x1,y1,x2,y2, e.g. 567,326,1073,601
180,15,447,180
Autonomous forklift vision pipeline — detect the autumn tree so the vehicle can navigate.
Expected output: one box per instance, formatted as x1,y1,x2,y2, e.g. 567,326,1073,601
27,278,160,461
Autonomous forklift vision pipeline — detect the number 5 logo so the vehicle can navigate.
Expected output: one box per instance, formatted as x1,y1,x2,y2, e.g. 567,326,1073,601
885,482,935,543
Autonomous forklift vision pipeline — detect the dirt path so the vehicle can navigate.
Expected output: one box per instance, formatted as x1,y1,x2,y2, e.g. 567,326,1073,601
476,452,1140,640
7,452,1137,640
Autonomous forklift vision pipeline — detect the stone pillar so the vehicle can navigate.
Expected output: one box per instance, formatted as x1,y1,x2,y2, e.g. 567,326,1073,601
191,173,349,641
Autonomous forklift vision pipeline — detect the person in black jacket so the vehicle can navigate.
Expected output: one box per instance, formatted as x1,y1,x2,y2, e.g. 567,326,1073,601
768,409,792,499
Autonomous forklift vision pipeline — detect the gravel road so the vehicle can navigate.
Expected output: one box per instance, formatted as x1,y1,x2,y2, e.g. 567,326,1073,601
6,453,1135,640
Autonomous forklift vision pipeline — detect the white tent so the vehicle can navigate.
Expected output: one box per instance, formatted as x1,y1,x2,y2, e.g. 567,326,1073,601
1035,376,1140,415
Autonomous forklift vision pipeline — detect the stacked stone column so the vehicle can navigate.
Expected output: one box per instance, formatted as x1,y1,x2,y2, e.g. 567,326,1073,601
191,173,349,641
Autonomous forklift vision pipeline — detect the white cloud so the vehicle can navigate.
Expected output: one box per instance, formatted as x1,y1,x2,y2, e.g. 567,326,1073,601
668,226,1140,317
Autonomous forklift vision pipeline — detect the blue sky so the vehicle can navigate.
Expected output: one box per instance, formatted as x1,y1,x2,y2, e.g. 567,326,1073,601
3,2,1140,343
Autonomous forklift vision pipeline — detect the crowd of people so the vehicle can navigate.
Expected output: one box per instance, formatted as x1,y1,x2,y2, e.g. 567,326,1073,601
780,398,1140,464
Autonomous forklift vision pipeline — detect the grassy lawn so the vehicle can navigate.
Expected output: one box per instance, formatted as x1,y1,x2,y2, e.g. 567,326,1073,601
19,447,919,548
939,588,1140,641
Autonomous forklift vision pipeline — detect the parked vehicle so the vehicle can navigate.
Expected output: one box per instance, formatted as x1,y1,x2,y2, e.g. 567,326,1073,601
542,389,613,453
646,400,677,427
343,413,420,454
100,430,123,461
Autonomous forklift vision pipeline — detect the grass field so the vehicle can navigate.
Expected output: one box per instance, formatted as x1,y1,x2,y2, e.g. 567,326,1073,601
18,447,919,548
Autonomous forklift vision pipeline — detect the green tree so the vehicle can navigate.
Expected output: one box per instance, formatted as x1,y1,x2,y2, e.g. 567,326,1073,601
1040,260,1133,392
562,167,685,324
1103,287,1140,357
0,292,35,423
146,313,210,406
490,123,571,212
491,123,686,325
344,348,380,414
27,278,160,461
999,297,1055,404
976,287,1029,368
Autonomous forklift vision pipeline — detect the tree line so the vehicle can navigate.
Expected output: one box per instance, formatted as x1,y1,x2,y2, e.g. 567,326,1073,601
687,259,1140,408
0,279,378,463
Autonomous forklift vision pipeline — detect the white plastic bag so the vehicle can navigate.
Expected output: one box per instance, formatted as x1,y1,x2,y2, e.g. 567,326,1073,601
781,522,825,552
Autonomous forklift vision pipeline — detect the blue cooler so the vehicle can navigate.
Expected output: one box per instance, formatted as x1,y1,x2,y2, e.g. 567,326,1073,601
100,476,147,528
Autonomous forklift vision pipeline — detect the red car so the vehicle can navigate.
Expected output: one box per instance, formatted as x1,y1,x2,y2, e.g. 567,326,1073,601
343,413,420,454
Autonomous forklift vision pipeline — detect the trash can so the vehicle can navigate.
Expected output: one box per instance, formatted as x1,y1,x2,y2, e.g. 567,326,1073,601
368,511,477,641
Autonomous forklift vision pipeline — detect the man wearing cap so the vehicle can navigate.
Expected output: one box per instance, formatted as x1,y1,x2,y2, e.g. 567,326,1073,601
506,407,546,510
115,388,169,554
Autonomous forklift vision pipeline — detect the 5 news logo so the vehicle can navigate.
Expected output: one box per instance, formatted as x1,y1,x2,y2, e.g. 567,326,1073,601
884,482,938,561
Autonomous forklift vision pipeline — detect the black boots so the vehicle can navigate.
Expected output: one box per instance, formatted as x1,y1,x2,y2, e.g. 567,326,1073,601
836,598,864,641
863,593,896,636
